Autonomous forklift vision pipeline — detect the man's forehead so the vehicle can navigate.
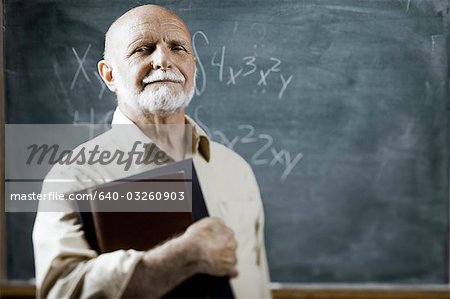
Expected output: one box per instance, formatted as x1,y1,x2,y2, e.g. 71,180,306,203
110,8,190,41
104,5,192,60
127,19,189,39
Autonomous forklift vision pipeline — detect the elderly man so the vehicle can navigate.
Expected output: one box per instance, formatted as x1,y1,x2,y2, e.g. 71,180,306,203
33,4,271,298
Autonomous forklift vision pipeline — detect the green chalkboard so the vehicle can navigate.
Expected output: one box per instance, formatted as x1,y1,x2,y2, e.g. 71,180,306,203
3,0,449,284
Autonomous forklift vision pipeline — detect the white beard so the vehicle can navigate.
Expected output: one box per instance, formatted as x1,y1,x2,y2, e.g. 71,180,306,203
116,69,196,116
137,81,194,115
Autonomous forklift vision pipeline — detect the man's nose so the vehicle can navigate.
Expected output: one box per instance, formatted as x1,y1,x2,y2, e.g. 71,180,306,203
151,45,172,71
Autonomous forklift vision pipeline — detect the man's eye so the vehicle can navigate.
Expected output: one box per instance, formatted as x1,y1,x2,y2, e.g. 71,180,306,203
135,47,152,53
172,45,186,51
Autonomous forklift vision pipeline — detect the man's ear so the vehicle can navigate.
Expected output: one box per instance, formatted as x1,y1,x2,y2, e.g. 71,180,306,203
98,60,116,92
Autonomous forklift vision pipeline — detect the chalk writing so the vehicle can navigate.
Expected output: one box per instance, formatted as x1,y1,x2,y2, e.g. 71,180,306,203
211,46,226,82
226,67,242,85
194,106,302,181
242,56,257,77
257,69,271,86
93,71,107,100
70,44,92,89
279,74,293,99
250,23,266,42
193,31,294,99
269,57,281,72
73,108,96,139
73,108,115,126
192,31,209,96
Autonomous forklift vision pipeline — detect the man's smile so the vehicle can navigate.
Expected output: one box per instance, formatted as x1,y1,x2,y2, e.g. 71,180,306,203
146,79,182,84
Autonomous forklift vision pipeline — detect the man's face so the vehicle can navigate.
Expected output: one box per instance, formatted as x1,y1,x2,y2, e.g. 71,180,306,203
105,8,196,115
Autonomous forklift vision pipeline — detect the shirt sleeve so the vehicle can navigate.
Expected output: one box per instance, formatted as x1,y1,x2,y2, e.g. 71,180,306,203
32,166,144,299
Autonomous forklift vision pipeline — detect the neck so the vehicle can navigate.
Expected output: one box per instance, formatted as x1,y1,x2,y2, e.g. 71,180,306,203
118,102,186,125
138,110,185,125
118,102,189,161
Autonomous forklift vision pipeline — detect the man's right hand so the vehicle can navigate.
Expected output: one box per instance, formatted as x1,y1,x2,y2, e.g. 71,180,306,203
182,217,239,278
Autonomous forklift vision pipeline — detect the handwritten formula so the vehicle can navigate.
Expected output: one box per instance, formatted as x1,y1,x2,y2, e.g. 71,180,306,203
194,106,302,181
192,30,294,99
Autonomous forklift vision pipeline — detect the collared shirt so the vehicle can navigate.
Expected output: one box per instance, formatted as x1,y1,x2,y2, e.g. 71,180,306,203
33,108,272,299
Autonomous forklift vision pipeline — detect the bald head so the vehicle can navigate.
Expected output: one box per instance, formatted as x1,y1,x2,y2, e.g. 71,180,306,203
104,5,191,63
98,4,196,119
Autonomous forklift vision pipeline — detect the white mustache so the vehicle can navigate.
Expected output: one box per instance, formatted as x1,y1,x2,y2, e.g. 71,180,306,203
142,71,185,85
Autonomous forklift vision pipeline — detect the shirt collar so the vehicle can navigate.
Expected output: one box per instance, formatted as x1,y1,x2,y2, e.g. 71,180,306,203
111,107,210,162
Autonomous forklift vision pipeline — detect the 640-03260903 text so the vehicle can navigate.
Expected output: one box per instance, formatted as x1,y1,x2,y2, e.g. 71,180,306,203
9,191,185,201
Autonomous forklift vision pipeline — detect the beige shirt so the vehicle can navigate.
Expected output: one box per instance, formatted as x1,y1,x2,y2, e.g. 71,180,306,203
33,108,272,299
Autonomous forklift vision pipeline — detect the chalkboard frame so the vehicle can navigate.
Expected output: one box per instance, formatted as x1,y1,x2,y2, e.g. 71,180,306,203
1,0,450,295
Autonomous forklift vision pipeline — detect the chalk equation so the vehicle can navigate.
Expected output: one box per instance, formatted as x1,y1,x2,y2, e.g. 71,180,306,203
192,30,294,99
194,106,302,181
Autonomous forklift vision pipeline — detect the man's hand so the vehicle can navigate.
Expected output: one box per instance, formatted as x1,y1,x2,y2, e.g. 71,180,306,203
123,217,238,297
183,217,239,278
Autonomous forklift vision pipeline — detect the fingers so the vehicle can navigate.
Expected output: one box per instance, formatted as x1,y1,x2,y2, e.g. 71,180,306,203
184,217,239,278
229,268,239,278
211,256,238,277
